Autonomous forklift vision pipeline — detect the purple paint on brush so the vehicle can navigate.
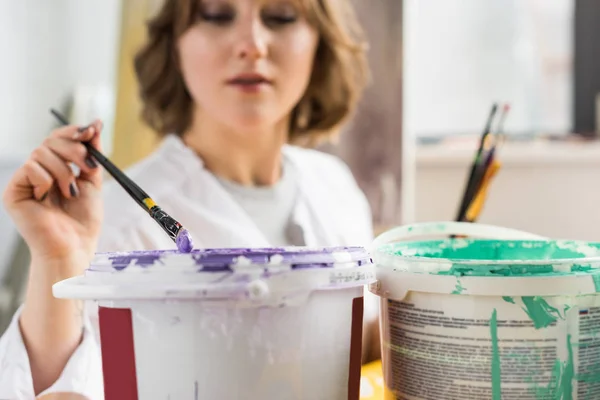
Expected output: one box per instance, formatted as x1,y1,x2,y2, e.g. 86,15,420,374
176,229,194,253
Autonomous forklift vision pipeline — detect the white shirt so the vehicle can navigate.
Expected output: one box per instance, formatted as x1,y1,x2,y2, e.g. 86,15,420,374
0,135,377,399
215,155,303,246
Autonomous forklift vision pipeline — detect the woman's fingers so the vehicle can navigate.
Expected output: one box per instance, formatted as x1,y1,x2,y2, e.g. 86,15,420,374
30,146,78,199
77,120,104,187
47,120,104,187
52,124,96,142
22,160,54,201
43,136,98,175
3,159,55,207
82,120,103,151
3,120,105,207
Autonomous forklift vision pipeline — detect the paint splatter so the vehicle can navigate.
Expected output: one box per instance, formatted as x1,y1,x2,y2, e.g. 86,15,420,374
521,296,564,329
490,309,502,399
502,296,515,304
452,280,464,294
533,334,574,399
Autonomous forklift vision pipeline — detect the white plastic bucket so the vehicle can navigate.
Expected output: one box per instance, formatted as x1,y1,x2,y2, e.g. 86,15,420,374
53,247,376,400
370,222,600,399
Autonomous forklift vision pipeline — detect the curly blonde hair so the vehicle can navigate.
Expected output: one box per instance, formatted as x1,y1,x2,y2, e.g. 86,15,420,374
134,0,370,145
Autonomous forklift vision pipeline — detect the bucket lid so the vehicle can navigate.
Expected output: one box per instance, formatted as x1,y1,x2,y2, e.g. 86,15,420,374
375,239,600,274
370,222,600,298
53,247,375,304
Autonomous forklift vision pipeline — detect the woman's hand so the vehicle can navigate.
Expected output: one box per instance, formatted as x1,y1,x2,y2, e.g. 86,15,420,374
3,120,104,267
2,120,105,395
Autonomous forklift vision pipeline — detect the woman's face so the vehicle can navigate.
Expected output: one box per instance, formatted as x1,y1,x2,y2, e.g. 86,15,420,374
178,0,319,134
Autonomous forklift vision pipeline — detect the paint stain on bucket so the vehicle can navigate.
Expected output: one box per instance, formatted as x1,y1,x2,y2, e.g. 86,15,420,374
593,273,600,292
452,280,465,295
533,334,574,399
373,235,600,399
520,296,565,329
489,309,501,400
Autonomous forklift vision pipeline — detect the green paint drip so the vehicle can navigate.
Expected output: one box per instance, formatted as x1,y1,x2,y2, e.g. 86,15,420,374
521,296,564,329
592,273,600,292
502,296,515,304
534,334,574,399
562,335,574,400
490,309,502,399
452,280,464,294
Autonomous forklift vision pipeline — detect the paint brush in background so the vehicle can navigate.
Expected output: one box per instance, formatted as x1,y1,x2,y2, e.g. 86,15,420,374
482,104,510,171
455,103,499,222
465,160,501,222
463,103,511,222
50,109,194,253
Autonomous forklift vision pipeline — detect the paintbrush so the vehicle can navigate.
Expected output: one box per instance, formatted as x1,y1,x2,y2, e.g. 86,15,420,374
50,109,194,253
466,104,511,214
455,103,499,222
482,104,510,170
465,159,501,222
461,104,510,223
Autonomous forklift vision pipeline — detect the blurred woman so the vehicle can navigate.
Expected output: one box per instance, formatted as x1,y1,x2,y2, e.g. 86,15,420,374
0,0,379,398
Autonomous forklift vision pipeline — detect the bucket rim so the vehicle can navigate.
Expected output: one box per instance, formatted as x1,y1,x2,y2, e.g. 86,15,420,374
374,238,600,268
90,246,372,272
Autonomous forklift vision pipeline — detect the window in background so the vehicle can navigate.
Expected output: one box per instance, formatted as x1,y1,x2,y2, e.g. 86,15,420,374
404,0,574,139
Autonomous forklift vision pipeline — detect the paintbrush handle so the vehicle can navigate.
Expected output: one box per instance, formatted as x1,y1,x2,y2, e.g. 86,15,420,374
50,109,151,212
83,143,151,212
86,145,183,241
465,160,501,222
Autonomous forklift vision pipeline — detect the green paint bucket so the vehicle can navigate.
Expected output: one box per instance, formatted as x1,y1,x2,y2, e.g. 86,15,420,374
370,222,600,400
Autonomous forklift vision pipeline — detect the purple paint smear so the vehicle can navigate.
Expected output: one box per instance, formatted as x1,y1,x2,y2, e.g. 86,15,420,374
91,246,372,273
176,229,194,253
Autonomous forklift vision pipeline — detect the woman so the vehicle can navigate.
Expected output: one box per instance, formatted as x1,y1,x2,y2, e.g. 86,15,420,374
0,0,379,398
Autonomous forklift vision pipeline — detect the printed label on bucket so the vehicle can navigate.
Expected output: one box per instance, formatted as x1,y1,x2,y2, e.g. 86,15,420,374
381,292,600,400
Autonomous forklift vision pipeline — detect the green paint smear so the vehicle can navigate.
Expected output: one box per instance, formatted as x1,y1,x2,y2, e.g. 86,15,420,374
521,296,564,329
502,296,515,304
490,309,502,399
534,334,574,400
379,239,600,277
452,280,464,294
592,273,600,292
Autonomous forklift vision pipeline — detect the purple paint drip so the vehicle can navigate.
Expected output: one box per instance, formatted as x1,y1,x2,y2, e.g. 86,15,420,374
175,229,194,253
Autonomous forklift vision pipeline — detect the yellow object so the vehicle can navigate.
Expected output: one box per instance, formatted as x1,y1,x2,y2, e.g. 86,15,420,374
111,0,161,169
466,160,501,222
360,359,387,399
142,198,157,209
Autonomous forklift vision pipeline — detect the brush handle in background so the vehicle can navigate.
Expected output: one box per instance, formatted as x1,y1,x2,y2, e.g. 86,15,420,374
455,104,498,221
